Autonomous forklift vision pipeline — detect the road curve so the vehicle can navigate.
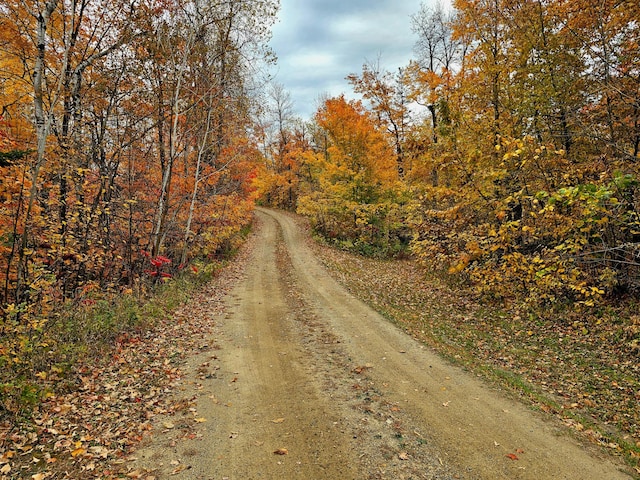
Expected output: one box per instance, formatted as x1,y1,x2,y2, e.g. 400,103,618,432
261,208,629,479
134,208,631,479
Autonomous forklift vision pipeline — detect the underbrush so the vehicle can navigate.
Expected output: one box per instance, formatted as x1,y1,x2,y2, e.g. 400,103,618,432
0,259,223,423
312,231,410,259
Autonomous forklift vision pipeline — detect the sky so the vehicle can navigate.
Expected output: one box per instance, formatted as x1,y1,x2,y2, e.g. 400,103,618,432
268,0,431,119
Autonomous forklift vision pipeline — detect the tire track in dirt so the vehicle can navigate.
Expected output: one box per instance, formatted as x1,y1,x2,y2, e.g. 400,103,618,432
132,208,631,479
264,208,631,480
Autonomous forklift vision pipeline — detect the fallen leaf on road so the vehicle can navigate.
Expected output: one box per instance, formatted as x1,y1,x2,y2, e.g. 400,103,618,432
273,448,288,455
505,453,519,460
353,366,367,374
1,451,15,461
170,464,188,475
271,418,285,423
163,421,175,429
89,445,110,458
398,452,409,460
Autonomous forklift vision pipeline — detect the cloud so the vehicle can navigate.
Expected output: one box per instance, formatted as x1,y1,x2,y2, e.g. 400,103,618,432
288,51,336,70
269,0,427,119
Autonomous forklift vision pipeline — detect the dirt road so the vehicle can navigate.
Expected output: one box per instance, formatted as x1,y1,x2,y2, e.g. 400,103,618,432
134,208,630,479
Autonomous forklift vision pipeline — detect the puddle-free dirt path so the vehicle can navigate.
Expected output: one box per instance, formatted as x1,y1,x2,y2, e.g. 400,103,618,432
134,208,631,479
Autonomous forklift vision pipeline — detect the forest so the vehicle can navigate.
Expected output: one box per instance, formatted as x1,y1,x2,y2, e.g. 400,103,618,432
1,0,639,445
0,0,278,413
259,0,640,312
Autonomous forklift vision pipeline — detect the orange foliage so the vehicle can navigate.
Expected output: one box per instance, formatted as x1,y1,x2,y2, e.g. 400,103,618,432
404,0,640,305
0,0,277,411
295,96,411,256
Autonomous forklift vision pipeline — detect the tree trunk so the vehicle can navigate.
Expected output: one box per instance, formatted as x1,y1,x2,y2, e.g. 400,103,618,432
17,0,59,303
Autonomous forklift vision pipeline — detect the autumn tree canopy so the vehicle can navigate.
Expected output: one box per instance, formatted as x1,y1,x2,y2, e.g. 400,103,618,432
0,0,278,404
256,0,640,306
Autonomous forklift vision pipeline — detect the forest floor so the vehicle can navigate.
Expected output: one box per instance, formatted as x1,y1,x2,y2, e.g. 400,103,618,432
1,208,637,479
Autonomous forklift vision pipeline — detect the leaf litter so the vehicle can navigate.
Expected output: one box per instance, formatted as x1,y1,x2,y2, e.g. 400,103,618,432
0,239,254,479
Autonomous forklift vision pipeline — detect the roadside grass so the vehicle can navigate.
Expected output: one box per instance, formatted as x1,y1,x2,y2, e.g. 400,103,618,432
0,246,249,479
311,242,640,474
0,259,223,423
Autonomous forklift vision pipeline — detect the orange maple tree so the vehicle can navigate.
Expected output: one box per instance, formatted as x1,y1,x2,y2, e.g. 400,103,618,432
294,96,411,255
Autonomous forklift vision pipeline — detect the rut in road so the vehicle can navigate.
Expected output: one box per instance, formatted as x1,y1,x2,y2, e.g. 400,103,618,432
133,208,631,479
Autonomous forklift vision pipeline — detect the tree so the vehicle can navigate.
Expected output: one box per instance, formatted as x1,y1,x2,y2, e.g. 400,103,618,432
258,83,305,209
409,2,462,142
348,62,411,178
296,96,411,255
0,0,279,400
560,0,640,161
